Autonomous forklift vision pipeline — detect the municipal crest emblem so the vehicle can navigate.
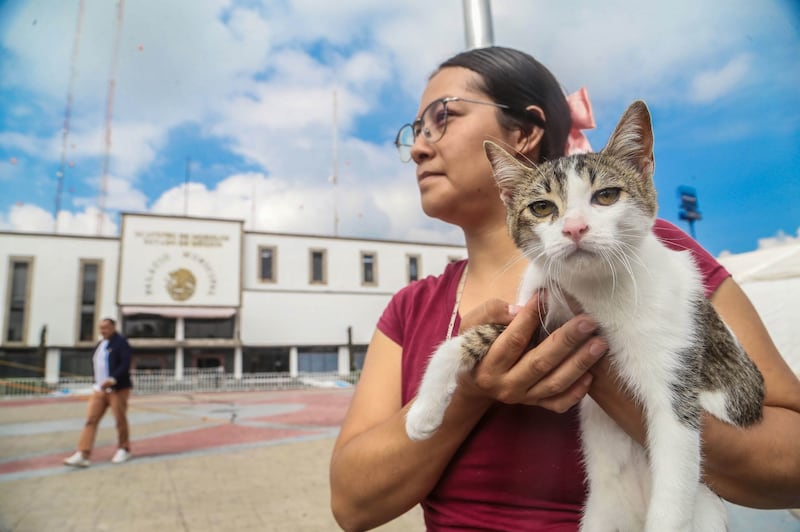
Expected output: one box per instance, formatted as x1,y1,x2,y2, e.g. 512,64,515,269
166,268,196,301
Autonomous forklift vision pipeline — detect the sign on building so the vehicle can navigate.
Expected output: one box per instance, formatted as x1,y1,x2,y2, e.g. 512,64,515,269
117,214,242,307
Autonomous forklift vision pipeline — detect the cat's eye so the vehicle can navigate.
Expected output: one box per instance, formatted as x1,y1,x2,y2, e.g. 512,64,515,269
593,188,621,206
529,201,556,217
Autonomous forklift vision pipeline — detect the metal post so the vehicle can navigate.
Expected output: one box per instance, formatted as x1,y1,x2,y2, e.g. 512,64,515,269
462,0,494,50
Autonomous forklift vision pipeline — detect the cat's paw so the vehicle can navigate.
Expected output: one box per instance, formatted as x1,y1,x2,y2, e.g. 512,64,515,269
405,399,446,441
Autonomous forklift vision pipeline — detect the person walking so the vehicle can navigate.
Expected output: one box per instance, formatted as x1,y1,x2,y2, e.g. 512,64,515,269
64,318,133,467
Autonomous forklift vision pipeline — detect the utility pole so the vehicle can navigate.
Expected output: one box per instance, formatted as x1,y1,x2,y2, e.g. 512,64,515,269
462,0,494,49
183,157,190,216
332,89,340,237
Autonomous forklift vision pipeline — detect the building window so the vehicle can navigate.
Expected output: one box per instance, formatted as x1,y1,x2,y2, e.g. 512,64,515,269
123,314,177,339
184,317,235,339
243,348,290,373
0,348,40,377
309,249,327,284
5,258,33,343
131,354,169,371
298,349,338,373
59,349,95,377
361,251,377,286
351,347,368,371
407,254,421,283
77,261,101,342
258,246,276,282
185,348,234,371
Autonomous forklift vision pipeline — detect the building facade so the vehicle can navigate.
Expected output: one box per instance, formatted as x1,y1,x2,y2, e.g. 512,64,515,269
0,213,465,383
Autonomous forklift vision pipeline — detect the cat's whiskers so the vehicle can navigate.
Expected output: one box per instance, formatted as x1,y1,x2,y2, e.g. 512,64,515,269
612,240,650,297
606,244,639,304
489,248,532,287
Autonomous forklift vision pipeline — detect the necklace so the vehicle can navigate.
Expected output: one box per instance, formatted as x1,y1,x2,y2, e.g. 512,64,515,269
446,264,468,341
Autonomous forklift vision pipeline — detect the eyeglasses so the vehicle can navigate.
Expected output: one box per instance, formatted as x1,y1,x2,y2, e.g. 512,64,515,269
394,97,512,163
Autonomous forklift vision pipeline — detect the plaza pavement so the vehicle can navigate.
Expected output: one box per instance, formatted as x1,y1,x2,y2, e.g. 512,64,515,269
0,389,422,532
0,389,796,531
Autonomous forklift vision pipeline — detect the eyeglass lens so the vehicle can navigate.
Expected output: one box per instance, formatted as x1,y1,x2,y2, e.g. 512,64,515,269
418,99,447,144
396,124,414,162
395,99,449,162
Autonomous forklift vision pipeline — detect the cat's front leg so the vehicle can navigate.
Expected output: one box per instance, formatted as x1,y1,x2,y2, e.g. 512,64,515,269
405,324,503,441
643,403,702,532
406,336,468,440
580,397,649,532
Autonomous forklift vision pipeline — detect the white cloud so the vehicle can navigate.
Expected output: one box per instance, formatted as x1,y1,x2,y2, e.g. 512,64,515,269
758,228,800,250
0,203,117,236
689,54,752,104
73,174,149,212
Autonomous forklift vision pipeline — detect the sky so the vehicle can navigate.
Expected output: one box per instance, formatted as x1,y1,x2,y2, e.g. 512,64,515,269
0,0,798,256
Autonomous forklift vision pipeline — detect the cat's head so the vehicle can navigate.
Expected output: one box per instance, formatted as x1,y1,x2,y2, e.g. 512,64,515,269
485,100,657,276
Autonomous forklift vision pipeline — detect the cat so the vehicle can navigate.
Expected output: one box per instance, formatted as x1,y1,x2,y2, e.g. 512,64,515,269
404,100,765,532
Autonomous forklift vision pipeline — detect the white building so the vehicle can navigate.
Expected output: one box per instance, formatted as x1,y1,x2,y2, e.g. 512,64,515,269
0,213,466,383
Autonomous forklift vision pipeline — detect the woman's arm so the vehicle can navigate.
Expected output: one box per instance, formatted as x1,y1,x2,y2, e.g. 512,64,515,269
701,278,800,507
330,295,607,531
329,329,492,532
589,277,800,508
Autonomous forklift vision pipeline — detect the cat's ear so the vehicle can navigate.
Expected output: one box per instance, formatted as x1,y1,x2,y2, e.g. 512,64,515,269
603,100,654,180
484,141,528,205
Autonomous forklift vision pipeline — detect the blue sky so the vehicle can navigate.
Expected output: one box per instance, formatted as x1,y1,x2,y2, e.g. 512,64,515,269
0,0,798,256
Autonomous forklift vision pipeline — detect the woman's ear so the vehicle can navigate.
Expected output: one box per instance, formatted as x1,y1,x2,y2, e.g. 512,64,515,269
513,105,545,162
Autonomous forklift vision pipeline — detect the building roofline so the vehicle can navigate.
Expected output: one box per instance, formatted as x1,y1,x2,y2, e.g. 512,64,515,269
0,218,466,249
0,230,118,241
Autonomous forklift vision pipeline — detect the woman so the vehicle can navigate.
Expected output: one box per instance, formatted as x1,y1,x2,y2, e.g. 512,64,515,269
329,46,800,531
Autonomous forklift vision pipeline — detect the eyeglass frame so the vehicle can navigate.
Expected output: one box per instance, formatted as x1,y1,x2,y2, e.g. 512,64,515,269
394,96,546,162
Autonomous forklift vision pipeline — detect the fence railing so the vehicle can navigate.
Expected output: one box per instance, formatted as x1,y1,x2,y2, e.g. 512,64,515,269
0,369,358,399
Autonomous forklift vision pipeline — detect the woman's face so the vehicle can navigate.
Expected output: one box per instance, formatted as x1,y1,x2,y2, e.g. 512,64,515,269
410,67,525,227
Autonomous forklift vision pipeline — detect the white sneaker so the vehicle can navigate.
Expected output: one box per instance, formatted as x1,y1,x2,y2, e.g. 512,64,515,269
111,448,131,464
64,451,90,468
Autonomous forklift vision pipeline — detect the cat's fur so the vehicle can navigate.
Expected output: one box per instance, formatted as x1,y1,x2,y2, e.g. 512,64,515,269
405,101,765,532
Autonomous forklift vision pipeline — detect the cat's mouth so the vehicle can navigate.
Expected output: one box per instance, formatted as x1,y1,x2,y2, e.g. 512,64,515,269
561,243,597,261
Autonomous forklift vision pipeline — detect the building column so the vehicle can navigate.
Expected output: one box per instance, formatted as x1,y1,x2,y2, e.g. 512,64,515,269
234,346,242,380
175,347,184,381
289,346,298,377
337,345,350,376
175,317,185,380
45,348,61,384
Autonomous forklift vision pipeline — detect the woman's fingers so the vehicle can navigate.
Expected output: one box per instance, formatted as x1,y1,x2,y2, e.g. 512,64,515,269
520,319,608,406
533,373,594,413
464,292,608,413
478,292,546,374
458,298,517,333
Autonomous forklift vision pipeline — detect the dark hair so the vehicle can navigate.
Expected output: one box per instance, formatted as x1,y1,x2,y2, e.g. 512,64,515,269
437,46,570,162
102,318,116,326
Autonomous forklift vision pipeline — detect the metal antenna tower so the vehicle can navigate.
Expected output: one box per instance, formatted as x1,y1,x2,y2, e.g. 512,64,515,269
55,0,86,233
96,0,126,235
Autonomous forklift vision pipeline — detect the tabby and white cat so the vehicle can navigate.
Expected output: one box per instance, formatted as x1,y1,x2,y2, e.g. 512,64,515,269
405,101,764,532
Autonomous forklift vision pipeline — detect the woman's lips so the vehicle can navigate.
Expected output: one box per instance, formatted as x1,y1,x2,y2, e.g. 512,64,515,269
417,171,442,182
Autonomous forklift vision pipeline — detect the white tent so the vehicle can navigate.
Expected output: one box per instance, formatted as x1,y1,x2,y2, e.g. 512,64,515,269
718,242,800,375
717,242,800,529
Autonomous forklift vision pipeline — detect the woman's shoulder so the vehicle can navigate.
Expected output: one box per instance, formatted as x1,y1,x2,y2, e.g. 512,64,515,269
653,218,729,296
378,260,466,345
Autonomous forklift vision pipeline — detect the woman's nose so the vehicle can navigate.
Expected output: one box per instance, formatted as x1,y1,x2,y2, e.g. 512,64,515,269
410,133,433,163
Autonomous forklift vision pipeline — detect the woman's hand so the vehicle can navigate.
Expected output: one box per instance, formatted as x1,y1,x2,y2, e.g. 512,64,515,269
457,292,608,414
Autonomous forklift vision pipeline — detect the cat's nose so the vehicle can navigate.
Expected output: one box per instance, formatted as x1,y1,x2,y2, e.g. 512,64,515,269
562,216,589,242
